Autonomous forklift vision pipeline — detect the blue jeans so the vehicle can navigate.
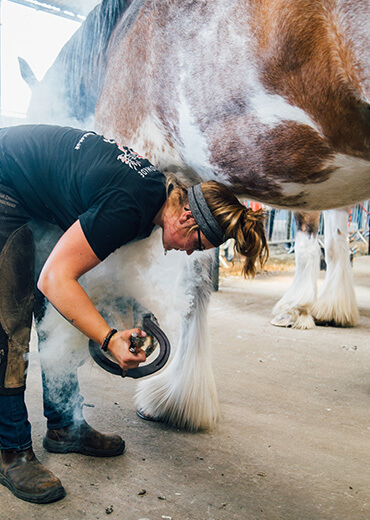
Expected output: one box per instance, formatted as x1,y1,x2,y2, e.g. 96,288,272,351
0,393,32,451
0,370,83,450
0,183,84,450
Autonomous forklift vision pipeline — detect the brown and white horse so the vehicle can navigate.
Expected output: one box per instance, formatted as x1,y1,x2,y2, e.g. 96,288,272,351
22,0,370,429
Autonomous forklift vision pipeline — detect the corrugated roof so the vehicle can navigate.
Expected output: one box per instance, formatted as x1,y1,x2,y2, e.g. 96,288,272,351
45,0,100,17
9,0,100,20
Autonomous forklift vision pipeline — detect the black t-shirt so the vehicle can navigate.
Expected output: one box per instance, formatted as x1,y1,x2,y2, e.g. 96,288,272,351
0,125,166,260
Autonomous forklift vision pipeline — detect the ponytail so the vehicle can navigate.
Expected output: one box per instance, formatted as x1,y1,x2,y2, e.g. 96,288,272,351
201,182,269,277
162,175,269,277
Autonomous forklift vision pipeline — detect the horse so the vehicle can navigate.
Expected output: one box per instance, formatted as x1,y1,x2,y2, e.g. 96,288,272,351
20,0,370,430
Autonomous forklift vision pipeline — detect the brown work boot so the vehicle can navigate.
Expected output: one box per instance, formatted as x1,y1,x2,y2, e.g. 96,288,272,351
0,448,65,503
43,419,125,457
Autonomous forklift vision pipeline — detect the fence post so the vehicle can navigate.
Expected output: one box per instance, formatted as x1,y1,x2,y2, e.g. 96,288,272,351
212,248,220,291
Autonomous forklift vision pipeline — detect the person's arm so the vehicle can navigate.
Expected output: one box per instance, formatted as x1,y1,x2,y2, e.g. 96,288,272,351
37,220,146,370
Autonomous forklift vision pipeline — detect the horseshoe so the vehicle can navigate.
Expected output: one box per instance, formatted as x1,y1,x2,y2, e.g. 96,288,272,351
88,313,171,379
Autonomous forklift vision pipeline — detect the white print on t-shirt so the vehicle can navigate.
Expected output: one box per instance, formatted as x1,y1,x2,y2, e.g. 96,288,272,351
103,137,143,167
102,137,157,177
0,192,16,208
117,148,143,170
103,137,117,145
137,165,157,178
74,132,96,150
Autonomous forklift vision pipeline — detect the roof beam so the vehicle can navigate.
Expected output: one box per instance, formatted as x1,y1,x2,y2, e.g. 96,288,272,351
7,0,86,22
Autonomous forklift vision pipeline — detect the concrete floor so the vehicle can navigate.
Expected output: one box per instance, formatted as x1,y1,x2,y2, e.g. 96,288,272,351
1,256,370,520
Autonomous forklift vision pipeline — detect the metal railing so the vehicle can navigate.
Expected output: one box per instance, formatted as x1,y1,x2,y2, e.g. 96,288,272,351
219,202,370,270
262,203,370,248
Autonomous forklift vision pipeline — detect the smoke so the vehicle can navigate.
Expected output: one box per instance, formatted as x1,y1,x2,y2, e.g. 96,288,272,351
31,215,200,421
20,97,216,428
17,54,192,423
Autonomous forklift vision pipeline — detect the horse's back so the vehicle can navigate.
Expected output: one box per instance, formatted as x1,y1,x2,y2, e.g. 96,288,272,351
95,0,370,210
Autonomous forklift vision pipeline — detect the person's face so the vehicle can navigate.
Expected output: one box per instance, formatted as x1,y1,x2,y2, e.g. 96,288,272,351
162,208,214,255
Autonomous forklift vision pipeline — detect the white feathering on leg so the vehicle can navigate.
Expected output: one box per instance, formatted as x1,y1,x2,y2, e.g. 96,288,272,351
135,255,220,431
271,230,320,329
312,209,359,326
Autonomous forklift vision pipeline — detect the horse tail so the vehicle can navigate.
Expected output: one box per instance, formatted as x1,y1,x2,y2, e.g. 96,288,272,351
46,0,132,122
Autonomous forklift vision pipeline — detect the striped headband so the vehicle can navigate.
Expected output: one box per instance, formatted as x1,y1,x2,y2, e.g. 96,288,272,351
187,184,226,247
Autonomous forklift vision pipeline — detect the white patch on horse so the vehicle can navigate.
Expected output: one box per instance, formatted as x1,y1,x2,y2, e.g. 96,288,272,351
303,154,370,209
279,182,307,201
177,89,217,181
250,92,321,133
132,115,184,170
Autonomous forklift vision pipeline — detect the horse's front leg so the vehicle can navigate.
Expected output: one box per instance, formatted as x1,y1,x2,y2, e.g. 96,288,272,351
312,208,359,326
271,211,321,329
135,253,220,431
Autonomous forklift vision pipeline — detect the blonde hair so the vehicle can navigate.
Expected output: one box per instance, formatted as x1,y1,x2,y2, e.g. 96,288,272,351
165,173,189,210
201,181,269,277
165,175,269,277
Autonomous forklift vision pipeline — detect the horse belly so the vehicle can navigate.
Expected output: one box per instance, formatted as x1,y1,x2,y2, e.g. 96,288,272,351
279,154,370,211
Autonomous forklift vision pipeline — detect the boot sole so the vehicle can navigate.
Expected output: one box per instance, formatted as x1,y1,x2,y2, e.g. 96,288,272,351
0,472,65,504
43,437,125,457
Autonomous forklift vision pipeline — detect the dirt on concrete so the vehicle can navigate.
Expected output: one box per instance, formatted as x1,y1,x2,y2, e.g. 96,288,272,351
1,255,370,520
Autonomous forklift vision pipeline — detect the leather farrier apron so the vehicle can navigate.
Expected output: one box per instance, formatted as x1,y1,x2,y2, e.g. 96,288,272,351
0,183,35,395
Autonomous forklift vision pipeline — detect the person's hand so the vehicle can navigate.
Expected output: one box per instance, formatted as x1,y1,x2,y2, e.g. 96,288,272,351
107,328,146,371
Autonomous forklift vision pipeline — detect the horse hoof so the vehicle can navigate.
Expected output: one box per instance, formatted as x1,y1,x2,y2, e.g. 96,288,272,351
136,409,162,422
270,314,293,328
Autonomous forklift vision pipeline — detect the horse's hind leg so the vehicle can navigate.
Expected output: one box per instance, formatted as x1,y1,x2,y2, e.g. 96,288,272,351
135,253,220,431
271,211,321,329
312,209,359,327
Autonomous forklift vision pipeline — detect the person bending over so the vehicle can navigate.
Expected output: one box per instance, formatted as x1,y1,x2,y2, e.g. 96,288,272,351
0,124,268,503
